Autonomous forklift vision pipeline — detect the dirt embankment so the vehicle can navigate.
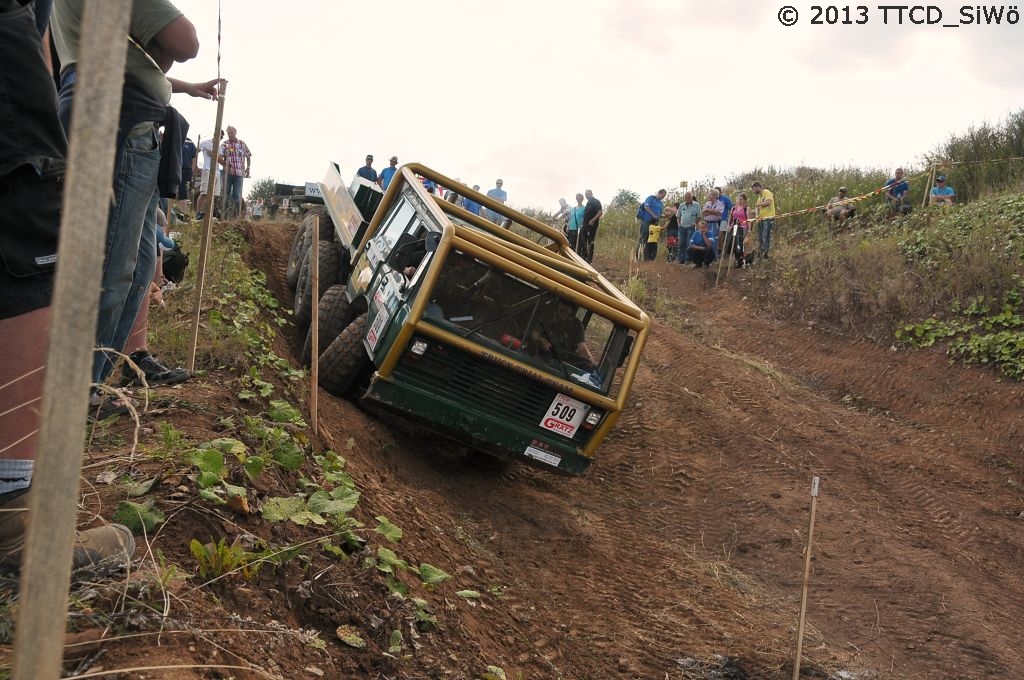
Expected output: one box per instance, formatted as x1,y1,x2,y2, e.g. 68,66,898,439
68,220,1024,679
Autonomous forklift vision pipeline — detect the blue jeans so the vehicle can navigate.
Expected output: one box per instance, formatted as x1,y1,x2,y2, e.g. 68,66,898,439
679,226,695,262
227,173,244,216
758,218,775,256
637,220,653,255
93,129,160,385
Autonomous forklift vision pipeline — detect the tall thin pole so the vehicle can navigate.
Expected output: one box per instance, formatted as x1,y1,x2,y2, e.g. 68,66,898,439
792,476,821,680
188,81,228,371
310,217,320,436
13,2,132,678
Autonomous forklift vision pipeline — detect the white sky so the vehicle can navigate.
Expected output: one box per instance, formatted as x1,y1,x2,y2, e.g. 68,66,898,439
168,0,1022,210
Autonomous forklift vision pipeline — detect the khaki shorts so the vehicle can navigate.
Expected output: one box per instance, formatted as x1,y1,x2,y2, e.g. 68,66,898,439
199,168,222,195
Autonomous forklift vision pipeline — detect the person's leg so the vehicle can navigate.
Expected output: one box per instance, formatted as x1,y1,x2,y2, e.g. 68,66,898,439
228,174,242,216
680,227,693,263
92,132,161,387
762,218,774,257
0,309,49,467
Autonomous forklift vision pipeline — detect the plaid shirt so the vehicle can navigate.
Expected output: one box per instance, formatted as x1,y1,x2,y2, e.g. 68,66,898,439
220,138,251,176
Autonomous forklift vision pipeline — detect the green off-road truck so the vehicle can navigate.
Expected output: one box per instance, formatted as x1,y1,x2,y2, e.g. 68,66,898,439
285,163,649,475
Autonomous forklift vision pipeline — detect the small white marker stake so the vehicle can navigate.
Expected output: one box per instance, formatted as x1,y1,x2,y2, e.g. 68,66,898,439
793,476,820,680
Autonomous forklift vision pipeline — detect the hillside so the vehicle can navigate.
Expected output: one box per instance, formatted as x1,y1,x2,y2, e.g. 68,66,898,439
8,218,1023,680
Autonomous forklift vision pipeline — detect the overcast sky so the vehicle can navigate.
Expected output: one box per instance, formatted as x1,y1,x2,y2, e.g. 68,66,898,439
167,0,1022,210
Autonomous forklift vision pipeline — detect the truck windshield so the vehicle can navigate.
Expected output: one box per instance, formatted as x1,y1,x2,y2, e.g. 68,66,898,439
422,250,626,393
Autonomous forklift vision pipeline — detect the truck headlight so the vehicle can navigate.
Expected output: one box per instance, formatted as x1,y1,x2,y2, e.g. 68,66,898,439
410,339,429,356
583,409,604,430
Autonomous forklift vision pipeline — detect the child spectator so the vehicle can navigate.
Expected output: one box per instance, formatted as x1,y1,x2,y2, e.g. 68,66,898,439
729,192,751,268
644,220,663,261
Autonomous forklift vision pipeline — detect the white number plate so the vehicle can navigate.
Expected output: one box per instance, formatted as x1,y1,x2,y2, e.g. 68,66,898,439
366,309,388,351
540,393,588,439
524,446,561,467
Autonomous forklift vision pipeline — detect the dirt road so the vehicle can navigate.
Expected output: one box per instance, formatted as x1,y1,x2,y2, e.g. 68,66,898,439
246,223,1024,678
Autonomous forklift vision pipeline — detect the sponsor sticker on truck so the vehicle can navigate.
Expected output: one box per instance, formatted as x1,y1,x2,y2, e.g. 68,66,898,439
540,393,589,438
524,446,562,467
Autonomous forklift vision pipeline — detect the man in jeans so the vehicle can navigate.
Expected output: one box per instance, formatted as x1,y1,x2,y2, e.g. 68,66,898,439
51,0,219,414
221,125,251,217
751,181,776,259
675,191,700,264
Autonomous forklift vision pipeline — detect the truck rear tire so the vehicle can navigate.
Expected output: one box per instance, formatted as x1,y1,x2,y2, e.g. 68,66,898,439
319,313,371,397
311,206,335,242
293,240,342,331
300,284,352,367
285,222,311,290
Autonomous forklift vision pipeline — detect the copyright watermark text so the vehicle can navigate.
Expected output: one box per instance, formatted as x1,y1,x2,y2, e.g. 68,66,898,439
777,4,1021,26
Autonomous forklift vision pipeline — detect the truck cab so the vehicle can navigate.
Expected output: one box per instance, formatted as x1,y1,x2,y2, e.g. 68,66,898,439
289,163,648,475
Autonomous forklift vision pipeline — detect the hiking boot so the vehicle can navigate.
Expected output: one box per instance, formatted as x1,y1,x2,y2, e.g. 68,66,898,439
0,488,135,576
122,351,190,387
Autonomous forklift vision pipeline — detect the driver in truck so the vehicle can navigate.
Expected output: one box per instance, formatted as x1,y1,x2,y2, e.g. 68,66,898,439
531,299,597,370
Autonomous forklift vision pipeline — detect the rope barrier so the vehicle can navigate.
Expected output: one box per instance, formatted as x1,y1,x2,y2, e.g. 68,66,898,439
768,169,932,222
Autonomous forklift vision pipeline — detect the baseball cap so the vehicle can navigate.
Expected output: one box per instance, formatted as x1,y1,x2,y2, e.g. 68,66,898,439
839,186,847,192
936,175,947,182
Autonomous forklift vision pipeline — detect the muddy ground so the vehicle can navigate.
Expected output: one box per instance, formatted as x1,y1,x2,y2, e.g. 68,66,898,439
41,220,1024,679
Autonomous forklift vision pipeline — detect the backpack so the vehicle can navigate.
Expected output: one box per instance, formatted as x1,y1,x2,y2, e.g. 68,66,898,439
636,202,645,219
162,243,190,284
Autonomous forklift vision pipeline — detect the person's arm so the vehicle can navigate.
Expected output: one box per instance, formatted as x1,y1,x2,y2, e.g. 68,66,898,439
144,15,199,71
244,142,251,176
168,77,220,99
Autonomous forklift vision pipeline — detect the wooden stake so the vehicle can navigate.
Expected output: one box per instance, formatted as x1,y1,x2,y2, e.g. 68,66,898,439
187,80,228,371
792,476,820,680
13,3,132,679
310,216,320,436
923,163,936,209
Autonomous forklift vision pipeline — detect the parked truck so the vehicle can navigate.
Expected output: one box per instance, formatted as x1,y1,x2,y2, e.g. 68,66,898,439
286,163,649,475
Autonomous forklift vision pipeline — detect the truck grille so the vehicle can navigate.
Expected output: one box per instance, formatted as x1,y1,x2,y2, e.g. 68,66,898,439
394,342,555,427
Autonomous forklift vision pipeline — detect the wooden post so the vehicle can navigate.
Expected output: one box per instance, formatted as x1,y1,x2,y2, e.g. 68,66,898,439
13,3,132,679
923,163,936,209
310,217,320,436
187,80,228,371
792,476,821,680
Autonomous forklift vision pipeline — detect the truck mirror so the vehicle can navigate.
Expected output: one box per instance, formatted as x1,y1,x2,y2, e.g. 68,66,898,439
425,232,440,253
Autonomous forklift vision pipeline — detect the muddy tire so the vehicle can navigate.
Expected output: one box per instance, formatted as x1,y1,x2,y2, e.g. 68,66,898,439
300,284,352,367
319,313,371,397
293,240,342,331
311,206,336,242
285,222,312,290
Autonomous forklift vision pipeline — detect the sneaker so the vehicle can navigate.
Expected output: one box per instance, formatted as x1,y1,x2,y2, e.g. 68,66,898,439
0,488,135,577
160,280,177,294
122,351,190,387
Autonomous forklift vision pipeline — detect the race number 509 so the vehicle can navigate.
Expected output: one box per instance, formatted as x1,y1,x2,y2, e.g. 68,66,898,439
540,393,588,439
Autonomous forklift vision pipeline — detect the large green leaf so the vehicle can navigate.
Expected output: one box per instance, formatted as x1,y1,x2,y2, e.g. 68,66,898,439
113,500,165,533
198,438,248,456
374,516,403,543
191,449,225,476
261,496,306,522
306,488,359,517
418,563,451,585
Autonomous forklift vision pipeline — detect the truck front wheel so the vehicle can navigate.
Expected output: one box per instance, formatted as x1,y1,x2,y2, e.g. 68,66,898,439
300,284,351,367
319,313,371,397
